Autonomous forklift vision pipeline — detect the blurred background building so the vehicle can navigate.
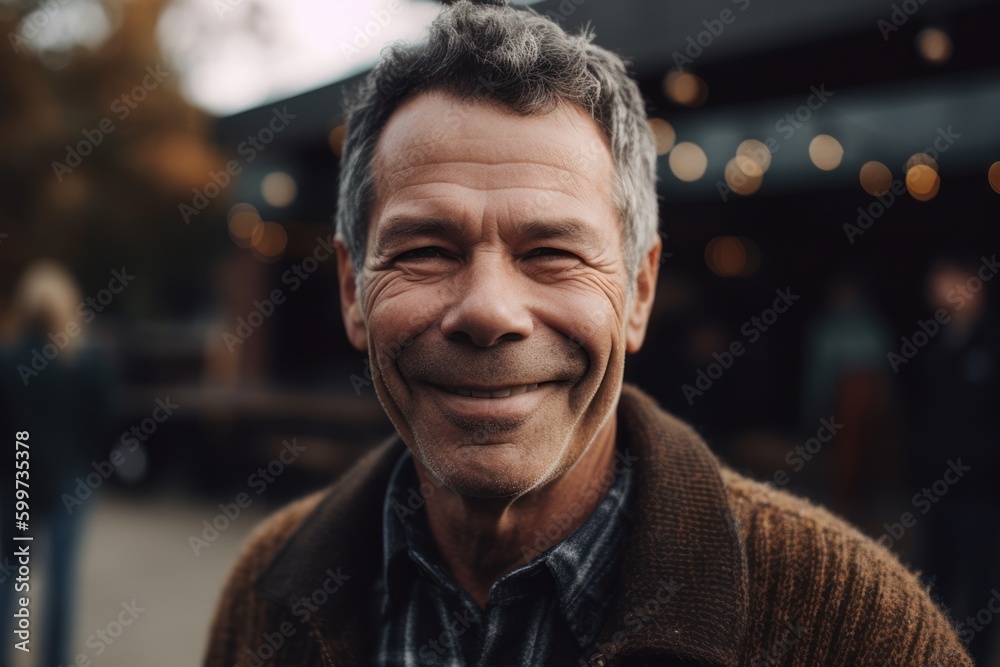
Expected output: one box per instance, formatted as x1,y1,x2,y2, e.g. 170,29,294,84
0,0,998,664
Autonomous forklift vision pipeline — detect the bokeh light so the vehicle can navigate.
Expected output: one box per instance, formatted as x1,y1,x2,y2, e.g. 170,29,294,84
664,70,708,107
668,142,708,182
737,139,772,173
705,236,760,277
906,164,941,201
329,124,346,157
227,203,262,249
904,152,939,174
859,161,893,196
808,134,844,171
250,221,289,262
989,161,1000,195
724,156,764,196
648,118,676,155
917,28,953,64
261,171,297,208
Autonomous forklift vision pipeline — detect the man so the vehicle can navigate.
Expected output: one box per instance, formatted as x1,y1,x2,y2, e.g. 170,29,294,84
205,1,973,665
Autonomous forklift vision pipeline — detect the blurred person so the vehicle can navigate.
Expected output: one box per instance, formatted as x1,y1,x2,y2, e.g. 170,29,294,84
204,2,973,665
799,269,899,527
912,253,1000,664
0,260,116,667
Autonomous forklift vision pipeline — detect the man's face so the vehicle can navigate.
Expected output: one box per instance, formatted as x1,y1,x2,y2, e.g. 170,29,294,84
337,90,658,498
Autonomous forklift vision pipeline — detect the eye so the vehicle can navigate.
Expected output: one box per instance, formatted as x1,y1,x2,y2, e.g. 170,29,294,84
525,247,577,259
396,247,449,261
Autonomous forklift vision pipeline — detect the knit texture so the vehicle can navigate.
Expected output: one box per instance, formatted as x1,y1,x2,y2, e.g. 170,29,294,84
203,383,974,667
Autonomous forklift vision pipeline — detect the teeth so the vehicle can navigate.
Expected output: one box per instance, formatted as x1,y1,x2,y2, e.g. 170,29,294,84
442,383,542,397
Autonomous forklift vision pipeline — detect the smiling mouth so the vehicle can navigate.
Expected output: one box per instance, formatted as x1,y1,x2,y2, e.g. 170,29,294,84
438,383,543,398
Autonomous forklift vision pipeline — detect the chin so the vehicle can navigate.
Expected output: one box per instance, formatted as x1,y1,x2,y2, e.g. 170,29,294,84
416,438,556,499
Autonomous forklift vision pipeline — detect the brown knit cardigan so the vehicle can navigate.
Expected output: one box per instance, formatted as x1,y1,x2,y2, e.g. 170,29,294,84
204,383,974,667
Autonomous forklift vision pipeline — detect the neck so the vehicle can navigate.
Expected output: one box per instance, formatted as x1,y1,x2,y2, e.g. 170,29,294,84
412,415,619,608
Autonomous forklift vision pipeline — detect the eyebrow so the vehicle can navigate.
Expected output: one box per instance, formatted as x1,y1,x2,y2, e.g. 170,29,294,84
373,218,465,257
511,218,603,250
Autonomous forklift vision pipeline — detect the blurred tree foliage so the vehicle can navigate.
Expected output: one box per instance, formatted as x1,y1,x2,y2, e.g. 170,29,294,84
0,0,228,318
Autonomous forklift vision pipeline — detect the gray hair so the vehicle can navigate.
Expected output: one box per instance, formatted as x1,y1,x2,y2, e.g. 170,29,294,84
335,0,658,298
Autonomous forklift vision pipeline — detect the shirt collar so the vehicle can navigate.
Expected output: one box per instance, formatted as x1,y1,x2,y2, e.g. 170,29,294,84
380,448,446,614
539,454,633,646
379,445,634,647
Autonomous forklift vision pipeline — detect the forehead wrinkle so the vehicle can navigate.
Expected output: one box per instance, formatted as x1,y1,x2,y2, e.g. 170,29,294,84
387,153,598,181
375,127,612,193
380,161,605,213
388,132,599,167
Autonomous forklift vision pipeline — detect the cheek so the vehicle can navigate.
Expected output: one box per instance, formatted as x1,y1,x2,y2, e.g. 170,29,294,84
544,287,626,421
365,284,441,375
543,288,622,364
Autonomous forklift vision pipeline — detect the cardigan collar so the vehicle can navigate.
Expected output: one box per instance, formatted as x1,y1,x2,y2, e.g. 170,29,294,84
255,383,748,666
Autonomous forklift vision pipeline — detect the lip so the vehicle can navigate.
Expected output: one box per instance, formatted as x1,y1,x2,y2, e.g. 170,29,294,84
424,380,556,421
438,382,542,398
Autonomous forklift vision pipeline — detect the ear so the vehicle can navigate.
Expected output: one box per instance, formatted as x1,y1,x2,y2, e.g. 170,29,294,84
625,235,662,354
335,236,368,352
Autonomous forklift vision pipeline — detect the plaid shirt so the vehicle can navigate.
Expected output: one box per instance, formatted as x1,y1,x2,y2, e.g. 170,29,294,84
363,446,634,667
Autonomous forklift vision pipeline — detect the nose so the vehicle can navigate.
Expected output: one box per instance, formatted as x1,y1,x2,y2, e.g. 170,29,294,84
440,251,534,347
